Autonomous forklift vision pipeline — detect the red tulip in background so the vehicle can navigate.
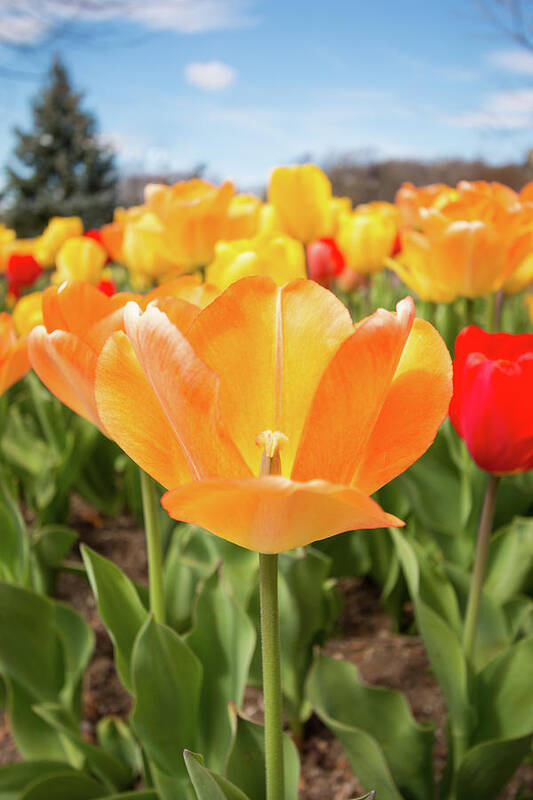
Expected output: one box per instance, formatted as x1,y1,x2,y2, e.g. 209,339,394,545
97,278,117,297
85,229,112,263
450,325,533,474
306,237,345,287
6,253,43,298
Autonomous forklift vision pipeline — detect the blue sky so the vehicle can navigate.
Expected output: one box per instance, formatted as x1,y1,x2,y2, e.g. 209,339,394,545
0,0,532,190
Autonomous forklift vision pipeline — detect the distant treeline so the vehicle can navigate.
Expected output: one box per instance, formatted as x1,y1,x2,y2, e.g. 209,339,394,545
324,155,533,205
116,155,533,209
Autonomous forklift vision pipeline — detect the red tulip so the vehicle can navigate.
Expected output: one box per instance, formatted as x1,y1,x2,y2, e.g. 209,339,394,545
6,253,43,298
97,278,117,297
450,326,533,474
306,237,344,287
85,229,112,263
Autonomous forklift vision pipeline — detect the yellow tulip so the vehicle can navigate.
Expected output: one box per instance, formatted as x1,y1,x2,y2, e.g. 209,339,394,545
206,233,305,291
330,196,352,235
145,178,235,268
268,164,333,243
12,291,44,337
35,216,83,267
338,202,398,275
221,194,262,240
257,203,282,234
121,210,184,289
53,236,107,285
0,224,16,271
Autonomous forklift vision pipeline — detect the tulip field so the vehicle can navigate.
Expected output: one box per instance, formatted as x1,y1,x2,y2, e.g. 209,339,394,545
0,165,532,800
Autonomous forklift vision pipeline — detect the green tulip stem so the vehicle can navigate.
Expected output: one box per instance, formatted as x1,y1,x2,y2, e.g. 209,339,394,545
464,297,475,327
139,469,166,625
462,473,501,662
259,552,284,800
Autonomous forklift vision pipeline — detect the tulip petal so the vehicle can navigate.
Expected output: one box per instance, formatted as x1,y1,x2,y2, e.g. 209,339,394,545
28,326,101,427
123,302,250,480
162,476,403,553
292,297,415,485
353,318,452,494
0,338,30,395
95,331,194,487
187,277,354,475
43,282,113,341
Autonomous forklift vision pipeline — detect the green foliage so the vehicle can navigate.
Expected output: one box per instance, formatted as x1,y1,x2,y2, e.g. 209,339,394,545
2,57,116,236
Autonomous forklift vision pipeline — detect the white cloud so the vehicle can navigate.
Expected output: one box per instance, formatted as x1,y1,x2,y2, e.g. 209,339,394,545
0,0,257,45
489,49,533,75
185,61,237,91
445,88,533,130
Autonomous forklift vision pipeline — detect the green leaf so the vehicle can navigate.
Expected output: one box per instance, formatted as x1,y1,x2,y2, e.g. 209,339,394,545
474,635,533,743
163,526,218,633
0,478,27,583
96,717,142,784
0,582,62,700
184,751,250,800
0,760,76,800
5,679,68,761
307,653,434,800
132,616,202,778
185,567,256,772
53,601,94,711
32,525,78,568
225,711,300,800
19,772,107,800
34,704,133,791
455,736,532,800
81,545,148,691
485,517,533,603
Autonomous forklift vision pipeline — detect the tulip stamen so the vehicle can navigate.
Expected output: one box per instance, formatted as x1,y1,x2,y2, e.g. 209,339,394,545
256,429,288,477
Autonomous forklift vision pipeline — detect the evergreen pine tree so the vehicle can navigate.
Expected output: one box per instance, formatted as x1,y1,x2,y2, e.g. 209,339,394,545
3,57,117,236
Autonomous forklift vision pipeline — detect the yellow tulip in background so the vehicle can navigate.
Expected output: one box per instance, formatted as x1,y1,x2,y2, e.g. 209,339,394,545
121,209,184,289
338,202,398,275
206,233,306,291
221,194,262,240
12,291,44,337
34,216,83,267
0,224,16,271
268,164,333,243
52,236,107,285
145,178,235,268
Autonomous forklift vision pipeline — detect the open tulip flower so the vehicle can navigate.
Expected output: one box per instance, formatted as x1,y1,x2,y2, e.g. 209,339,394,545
94,277,452,553
450,325,533,474
28,277,218,431
206,233,305,291
268,164,334,244
391,181,523,302
0,312,31,396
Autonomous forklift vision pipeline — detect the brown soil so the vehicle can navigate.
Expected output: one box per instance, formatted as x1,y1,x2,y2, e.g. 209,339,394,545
1,497,532,799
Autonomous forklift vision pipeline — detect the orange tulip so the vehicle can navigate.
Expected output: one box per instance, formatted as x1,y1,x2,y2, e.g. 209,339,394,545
94,278,451,553
395,182,458,228
392,181,523,302
0,313,31,395
145,178,235,268
27,277,215,430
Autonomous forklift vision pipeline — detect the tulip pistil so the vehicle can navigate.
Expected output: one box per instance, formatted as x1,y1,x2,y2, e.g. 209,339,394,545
256,429,287,477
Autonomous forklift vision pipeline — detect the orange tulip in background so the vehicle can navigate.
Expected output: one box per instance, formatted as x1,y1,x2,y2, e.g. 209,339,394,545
93,277,452,553
27,277,218,431
0,313,31,396
391,180,526,302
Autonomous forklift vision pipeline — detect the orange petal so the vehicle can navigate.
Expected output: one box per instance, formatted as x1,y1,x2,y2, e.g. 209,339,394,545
187,277,354,475
145,275,219,309
148,297,200,332
161,476,403,553
42,282,113,339
28,327,101,427
292,297,415,484
0,338,30,395
95,331,194,487
353,317,452,494
122,302,250,480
